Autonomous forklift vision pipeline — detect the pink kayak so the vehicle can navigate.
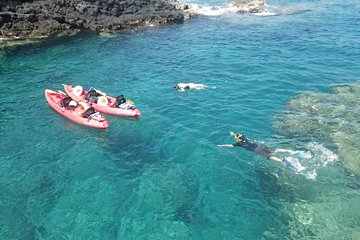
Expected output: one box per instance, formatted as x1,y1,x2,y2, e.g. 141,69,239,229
45,89,109,129
63,84,141,117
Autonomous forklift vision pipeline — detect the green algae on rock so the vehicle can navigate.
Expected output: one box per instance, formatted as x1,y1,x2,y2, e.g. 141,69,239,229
272,82,360,175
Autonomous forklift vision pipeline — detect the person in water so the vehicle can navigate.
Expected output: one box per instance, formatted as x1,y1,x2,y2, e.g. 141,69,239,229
217,132,294,162
174,83,208,91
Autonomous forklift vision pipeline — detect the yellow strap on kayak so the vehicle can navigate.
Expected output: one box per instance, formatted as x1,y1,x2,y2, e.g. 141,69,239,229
126,99,135,105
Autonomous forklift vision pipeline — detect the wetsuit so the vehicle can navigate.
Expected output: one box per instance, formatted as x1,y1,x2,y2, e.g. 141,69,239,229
233,137,274,159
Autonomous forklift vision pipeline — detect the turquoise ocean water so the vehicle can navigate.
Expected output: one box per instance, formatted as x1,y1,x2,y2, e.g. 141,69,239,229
1,0,360,239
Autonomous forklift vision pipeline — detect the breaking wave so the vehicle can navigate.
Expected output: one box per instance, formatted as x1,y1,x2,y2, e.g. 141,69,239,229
188,1,311,17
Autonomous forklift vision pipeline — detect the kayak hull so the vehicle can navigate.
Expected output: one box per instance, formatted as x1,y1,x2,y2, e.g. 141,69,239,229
63,84,141,117
45,89,109,129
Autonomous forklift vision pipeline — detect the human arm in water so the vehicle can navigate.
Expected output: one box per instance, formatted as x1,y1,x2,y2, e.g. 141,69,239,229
233,131,293,154
217,132,237,147
229,131,236,137
274,148,294,154
218,132,290,162
233,131,294,154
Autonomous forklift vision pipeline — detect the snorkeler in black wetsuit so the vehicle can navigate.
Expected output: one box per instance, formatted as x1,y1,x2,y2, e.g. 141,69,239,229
232,134,274,159
217,132,294,162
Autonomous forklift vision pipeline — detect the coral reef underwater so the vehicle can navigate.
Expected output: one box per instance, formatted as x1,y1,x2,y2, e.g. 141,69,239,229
273,82,360,176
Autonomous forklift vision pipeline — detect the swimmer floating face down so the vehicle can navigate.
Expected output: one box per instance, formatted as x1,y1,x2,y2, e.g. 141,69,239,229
174,83,208,91
218,131,306,172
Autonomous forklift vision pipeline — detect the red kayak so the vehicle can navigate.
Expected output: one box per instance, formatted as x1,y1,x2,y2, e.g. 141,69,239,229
63,84,141,117
45,89,109,129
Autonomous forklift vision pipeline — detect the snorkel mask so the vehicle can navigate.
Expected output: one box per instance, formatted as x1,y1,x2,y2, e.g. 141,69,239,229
234,133,244,142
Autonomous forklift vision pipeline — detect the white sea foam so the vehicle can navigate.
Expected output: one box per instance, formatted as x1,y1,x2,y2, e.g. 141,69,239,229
187,1,310,17
189,1,277,16
306,142,338,166
253,10,277,16
189,4,228,16
279,142,337,180
295,142,338,180
302,169,317,180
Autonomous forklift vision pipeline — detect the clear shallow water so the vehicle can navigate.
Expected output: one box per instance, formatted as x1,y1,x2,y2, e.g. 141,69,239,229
1,0,360,239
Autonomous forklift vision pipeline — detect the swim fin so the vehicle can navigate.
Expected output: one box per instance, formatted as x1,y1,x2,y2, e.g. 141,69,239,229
293,150,312,159
282,157,306,172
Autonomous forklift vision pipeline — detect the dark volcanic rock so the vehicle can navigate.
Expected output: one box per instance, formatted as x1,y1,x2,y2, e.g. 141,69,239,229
0,0,196,40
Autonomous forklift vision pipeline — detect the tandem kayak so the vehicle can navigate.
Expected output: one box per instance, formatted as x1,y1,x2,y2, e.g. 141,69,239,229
45,89,109,129
63,84,141,118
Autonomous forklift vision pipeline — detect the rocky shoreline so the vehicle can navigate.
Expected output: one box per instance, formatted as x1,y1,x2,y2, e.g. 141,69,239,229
0,0,196,43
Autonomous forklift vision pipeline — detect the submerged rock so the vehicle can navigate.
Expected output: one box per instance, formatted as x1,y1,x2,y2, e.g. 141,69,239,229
272,82,360,175
0,0,197,42
134,165,199,216
118,218,192,239
284,192,360,239
226,0,268,14
116,165,198,238
43,176,122,239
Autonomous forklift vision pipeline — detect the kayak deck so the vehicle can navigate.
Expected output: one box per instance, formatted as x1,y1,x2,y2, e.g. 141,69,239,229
45,89,109,129
63,84,141,117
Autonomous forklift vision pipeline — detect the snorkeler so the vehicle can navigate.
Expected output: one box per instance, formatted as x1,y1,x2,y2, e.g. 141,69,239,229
174,83,208,91
218,132,306,171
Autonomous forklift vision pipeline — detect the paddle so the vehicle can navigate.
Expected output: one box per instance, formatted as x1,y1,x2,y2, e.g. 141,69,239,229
46,89,57,94
46,89,66,96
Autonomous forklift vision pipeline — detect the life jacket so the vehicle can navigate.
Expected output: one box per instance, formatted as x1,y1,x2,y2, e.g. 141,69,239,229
60,96,73,108
84,90,101,103
82,107,96,118
114,95,126,107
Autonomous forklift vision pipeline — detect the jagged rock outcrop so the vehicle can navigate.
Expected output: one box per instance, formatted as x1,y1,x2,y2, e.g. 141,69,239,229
0,0,196,41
